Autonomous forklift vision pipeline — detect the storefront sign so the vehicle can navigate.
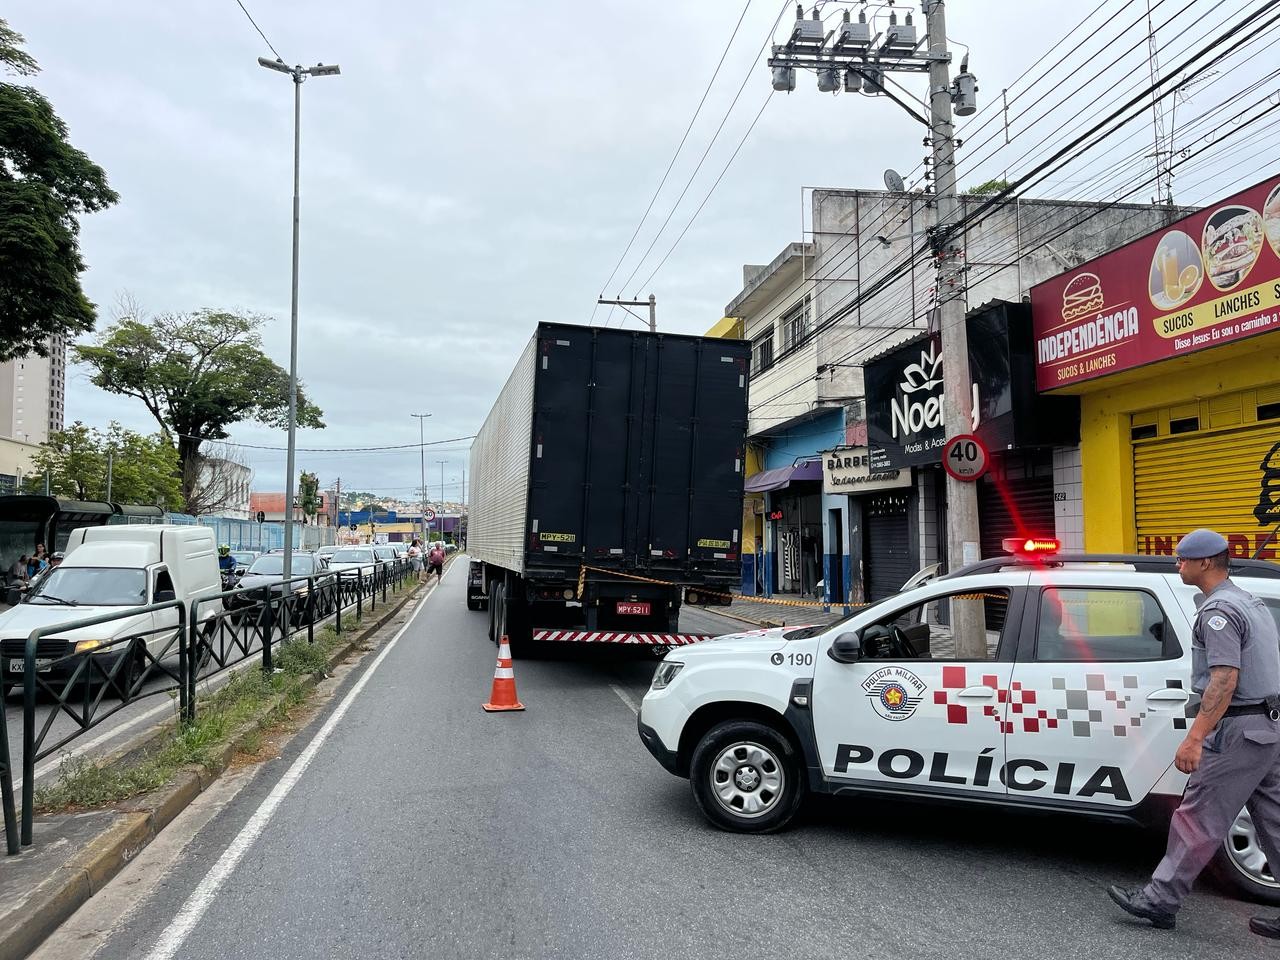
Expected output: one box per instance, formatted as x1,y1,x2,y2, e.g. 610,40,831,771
1031,173,1280,390
865,335,947,469
822,447,913,495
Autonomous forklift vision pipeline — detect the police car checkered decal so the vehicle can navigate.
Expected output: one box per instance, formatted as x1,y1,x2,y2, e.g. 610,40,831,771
935,667,1197,736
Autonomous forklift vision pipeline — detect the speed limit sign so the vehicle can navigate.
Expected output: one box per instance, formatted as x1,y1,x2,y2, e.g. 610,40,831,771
424,507,436,523
942,433,989,481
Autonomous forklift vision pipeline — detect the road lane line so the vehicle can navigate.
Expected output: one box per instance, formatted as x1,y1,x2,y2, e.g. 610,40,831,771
610,683,639,715
140,590,431,960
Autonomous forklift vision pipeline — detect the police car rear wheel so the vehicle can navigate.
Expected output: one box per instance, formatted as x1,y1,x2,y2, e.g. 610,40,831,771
690,721,803,833
1210,807,1280,905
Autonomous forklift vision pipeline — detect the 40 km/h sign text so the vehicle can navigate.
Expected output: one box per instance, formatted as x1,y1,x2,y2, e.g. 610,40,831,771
943,433,989,482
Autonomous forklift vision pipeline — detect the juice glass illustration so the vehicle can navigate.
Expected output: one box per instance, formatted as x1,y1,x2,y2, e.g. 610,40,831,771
1158,245,1181,301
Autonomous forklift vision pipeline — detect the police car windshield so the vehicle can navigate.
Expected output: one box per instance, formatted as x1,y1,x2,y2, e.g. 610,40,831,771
782,594,899,640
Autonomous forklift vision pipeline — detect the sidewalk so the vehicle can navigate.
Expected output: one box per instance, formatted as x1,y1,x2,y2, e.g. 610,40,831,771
723,592,851,630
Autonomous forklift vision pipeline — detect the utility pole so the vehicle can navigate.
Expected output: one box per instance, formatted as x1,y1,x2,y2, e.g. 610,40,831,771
412,413,431,540
767,1,983,655
436,459,446,537
105,450,113,502
596,296,656,332
257,55,341,585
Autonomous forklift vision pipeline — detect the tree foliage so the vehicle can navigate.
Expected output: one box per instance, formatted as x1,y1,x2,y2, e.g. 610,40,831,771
73,308,325,513
22,421,182,508
965,178,1012,196
0,18,118,360
298,470,320,523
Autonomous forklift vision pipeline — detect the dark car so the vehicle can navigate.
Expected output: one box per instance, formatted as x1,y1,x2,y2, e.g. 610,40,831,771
225,553,329,622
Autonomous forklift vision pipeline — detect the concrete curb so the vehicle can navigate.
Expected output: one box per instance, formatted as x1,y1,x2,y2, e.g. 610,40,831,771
0,578,429,960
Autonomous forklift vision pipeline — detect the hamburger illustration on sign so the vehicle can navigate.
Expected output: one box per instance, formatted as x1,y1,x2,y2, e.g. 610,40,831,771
1202,204,1264,291
1060,272,1104,321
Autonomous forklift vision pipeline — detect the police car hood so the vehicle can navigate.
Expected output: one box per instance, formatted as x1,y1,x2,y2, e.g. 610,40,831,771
682,625,812,658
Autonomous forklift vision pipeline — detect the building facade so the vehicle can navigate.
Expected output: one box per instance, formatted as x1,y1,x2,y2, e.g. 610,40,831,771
0,336,67,446
729,188,1187,604
1031,173,1280,562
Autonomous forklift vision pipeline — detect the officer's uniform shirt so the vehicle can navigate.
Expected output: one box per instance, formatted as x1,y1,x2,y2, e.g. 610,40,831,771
1191,578,1280,706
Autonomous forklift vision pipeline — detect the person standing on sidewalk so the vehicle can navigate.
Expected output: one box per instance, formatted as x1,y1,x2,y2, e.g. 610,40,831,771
1107,528,1280,937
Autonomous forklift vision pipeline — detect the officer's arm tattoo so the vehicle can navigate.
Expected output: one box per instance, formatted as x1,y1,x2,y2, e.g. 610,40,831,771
1189,665,1240,742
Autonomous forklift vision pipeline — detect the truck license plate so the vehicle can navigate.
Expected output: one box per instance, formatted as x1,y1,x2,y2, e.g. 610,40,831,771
8,658,54,673
617,602,651,616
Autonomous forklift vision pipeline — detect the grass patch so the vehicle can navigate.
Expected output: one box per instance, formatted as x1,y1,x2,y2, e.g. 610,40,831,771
35,625,348,813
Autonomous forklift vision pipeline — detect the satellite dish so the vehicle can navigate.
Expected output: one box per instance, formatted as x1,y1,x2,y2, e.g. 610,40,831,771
884,168,906,192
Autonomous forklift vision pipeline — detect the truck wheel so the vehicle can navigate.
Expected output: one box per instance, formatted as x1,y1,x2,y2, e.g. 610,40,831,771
689,720,804,834
1209,807,1280,904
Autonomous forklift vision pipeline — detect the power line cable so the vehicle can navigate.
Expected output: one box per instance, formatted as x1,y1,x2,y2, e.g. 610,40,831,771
180,433,475,452
232,0,284,61
591,0,758,326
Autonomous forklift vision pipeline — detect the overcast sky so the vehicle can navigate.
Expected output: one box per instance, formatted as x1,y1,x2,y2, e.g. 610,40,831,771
7,1,1271,502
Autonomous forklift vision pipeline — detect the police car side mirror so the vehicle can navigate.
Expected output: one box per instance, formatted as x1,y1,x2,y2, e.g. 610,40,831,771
828,632,862,663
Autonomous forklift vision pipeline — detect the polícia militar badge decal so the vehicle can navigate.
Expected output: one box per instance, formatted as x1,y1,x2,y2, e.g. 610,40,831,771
862,666,927,721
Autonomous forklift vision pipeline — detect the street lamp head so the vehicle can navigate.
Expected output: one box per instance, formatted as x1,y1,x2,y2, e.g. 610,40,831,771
307,63,341,77
257,56,293,75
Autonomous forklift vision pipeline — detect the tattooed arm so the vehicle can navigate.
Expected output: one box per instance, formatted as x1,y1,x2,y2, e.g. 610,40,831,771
1175,666,1239,774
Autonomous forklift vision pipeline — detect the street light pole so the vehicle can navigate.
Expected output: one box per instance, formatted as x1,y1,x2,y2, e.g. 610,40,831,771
436,459,446,537
257,56,341,585
412,413,431,540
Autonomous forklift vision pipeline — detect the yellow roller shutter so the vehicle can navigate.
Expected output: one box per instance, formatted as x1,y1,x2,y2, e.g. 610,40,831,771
1133,421,1280,558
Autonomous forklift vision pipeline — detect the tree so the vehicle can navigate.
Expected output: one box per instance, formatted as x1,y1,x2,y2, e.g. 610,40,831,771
298,471,320,525
0,19,118,360
74,307,325,513
22,421,182,508
965,178,1012,196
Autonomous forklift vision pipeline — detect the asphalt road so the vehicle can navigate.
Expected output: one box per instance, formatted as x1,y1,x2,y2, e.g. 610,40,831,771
34,561,1274,960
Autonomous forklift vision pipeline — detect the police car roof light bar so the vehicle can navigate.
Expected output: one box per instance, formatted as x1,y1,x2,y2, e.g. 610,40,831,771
1002,537,1060,556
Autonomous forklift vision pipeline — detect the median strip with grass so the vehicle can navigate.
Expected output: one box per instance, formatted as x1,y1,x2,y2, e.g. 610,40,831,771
35,625,346,813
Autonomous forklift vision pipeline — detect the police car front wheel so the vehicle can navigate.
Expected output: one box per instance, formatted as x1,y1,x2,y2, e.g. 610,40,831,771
690,721,804,833
1210,807,1280,905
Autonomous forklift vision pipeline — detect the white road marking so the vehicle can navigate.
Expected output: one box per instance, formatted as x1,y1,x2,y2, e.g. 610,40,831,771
140,591,431,960
610,683,639,715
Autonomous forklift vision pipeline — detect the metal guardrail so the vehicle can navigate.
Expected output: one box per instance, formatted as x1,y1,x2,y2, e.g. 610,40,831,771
2,557,414,853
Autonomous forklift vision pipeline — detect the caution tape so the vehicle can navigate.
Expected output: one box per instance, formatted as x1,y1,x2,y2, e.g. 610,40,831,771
576,564,871,611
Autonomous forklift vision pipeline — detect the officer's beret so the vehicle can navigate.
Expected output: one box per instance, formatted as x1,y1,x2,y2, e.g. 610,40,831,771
1175,528,1229,559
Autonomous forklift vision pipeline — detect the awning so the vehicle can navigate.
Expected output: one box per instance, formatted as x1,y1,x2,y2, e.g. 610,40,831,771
743,460,823,493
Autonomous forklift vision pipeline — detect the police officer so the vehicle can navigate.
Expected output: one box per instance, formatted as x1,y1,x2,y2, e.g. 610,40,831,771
1108,529,1280,937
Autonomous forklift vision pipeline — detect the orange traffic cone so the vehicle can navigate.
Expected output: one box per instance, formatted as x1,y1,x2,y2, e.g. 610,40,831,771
482,635,525,712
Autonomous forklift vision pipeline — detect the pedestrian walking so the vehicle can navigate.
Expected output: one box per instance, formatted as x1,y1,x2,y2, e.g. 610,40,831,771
428,542,445,584
408,539,423,574
1108,528,1280,937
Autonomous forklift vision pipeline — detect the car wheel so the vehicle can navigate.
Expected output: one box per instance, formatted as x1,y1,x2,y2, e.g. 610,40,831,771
1209,806,1280,905
197,622,217,673
689,720,804,834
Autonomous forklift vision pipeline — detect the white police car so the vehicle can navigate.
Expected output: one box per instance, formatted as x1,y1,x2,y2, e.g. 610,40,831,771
637,540,1280,903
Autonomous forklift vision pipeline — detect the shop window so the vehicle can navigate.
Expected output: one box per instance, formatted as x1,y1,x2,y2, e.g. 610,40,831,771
1169,415,1199,435
751,328,775,376
1035,588,1174,661
1130,424,1157,441
1258,401,1280,422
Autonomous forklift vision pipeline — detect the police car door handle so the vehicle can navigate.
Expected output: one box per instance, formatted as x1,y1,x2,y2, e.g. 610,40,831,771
1146,688,1190,707
957,686,995,698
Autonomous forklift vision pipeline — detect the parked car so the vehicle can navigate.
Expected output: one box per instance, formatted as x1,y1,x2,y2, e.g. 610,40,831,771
328,546,379,585
316,544,340,560
0,525,223,696
373,545,399,566
230,550,260,577
226,552,329,622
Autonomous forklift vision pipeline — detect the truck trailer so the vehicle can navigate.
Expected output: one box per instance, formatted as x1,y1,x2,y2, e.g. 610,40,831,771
466,322,749,651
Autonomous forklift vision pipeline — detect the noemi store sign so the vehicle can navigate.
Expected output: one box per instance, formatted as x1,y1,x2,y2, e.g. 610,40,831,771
821,447,913,495
1031,172,1280,390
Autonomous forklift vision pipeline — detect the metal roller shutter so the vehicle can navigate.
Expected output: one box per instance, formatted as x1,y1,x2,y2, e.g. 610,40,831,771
976,452,1056,558
1134,422,1280,556
865,492,913,601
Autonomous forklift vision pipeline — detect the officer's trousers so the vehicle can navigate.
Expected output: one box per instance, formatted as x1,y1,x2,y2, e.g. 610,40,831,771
1145,713,1280,912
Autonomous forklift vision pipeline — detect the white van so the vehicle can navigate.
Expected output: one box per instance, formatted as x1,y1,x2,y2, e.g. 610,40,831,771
1,525,224,694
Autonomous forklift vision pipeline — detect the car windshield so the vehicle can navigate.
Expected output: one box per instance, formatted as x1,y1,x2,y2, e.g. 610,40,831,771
27,567,148,606
231,552,256,564
331,549,373,563
248,555,315,575
374,548,396,558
